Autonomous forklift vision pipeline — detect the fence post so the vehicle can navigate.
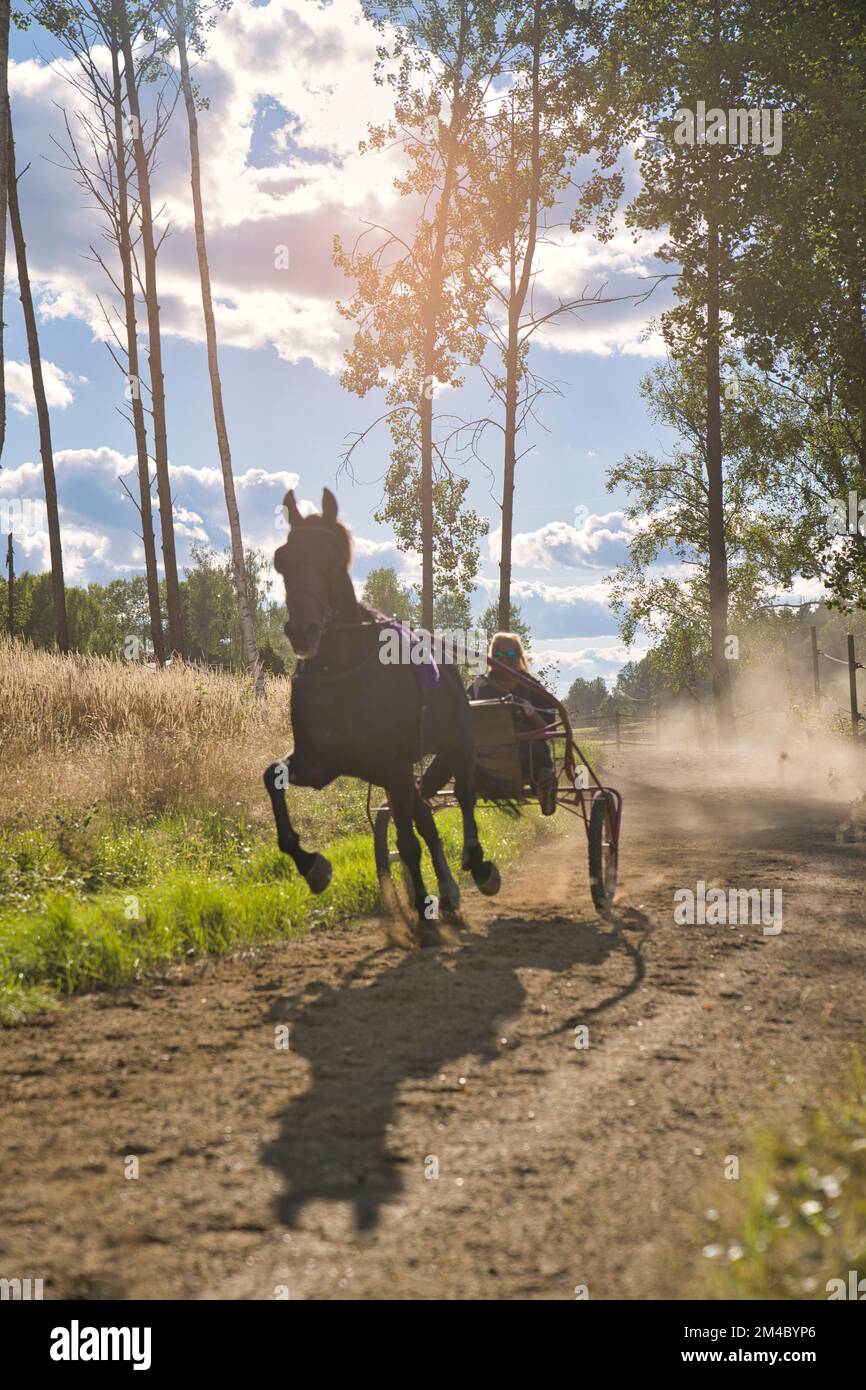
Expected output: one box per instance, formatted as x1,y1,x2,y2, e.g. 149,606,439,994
615,710,621,750
6,532,13,638
848,634,860,743
811,626,820,702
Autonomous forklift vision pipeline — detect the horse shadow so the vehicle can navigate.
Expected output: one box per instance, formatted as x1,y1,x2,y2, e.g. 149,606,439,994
260,911,647,1232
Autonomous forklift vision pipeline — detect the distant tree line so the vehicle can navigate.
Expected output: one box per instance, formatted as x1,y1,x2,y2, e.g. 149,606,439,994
0,542,292,673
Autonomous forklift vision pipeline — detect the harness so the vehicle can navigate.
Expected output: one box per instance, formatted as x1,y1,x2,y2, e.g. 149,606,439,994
283,524,440,773
292,618,439,774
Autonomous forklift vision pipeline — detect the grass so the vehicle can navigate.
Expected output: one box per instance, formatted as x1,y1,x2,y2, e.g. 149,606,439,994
697,1047,866,1299
0,641,580,1023
0,804,560,1023
0,637,295,824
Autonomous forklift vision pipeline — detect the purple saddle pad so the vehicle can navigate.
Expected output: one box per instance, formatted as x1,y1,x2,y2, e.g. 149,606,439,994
383,621,440,689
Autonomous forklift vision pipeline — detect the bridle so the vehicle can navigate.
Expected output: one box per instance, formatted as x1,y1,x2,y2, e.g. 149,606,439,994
281,524,397,682
281,524,346,641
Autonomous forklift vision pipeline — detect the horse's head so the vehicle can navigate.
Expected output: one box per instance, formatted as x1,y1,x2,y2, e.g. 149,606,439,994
274,487,352,658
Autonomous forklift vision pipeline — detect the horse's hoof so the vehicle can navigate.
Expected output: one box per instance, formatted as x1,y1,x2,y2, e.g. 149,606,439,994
476,862,501,897
418,920,441,948
438,882,460,911
304,853,332,894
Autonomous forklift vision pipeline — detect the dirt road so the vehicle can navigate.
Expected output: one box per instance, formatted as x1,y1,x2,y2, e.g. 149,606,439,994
1,746,864,1299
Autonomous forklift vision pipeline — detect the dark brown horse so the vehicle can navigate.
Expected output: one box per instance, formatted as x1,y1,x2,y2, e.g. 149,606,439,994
264,488,502,941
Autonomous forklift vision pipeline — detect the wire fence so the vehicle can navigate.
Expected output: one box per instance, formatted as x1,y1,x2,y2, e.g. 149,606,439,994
571,626,865,747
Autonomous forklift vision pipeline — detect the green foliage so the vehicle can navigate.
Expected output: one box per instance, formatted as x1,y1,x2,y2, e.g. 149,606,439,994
564,674,609,718
361,566,418,623
716,2,866,610
698,1046,866,1300
606,355,808,689
372,449,488,613
0,545,292,671
477,600,531,647
0,802,549,1022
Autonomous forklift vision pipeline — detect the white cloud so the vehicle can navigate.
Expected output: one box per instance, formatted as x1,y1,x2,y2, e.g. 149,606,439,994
15,520,111,579
7,8,673,376
509,578,613,606
5,358,76,414
490,510,637,571
532,636,651,671
173,505,209,542
236,468,300,491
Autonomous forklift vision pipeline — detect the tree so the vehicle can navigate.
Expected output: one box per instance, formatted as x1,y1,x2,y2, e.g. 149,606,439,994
0,0,10,461
116,0,185,658
471,0,627,631
361,566,417,624
338,0,526,628
592,0,777,741
181,543,280,670
606,354,805,693
39,0,172,662
108,4,165,663
564,674,608,718
166,0,262,695
7,109,69,650
729,0,866,610
478,598,531,646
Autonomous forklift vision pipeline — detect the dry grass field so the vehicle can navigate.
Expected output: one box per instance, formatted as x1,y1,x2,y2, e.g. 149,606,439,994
0,639,296,826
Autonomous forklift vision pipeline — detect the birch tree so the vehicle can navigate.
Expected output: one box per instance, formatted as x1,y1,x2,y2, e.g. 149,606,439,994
339,0,526,629
115,0,186,658
7,109,69,649
162,0,263,696
39,0,171,662
0,0,10,460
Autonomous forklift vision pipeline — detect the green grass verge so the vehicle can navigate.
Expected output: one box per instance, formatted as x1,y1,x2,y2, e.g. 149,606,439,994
698,1047,866,1299
0,804,564,1024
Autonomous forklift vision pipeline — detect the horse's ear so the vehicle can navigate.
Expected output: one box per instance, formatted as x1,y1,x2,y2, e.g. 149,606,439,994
283,489,303,529
321,487,338,525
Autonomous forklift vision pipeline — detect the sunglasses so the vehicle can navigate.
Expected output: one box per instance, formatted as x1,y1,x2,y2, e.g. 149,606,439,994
493,648,518,659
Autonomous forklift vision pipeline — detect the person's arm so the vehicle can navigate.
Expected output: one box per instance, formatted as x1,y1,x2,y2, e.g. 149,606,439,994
514,697,548,729
519,686,557,727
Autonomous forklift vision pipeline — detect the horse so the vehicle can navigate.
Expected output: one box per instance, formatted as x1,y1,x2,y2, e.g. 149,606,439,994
263,487,503,944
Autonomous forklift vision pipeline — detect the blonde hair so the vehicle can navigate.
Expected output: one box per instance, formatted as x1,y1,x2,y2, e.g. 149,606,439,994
489,631,529,673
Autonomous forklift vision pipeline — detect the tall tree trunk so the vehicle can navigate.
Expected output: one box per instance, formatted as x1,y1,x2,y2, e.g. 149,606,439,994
116,0,186,659
498,3,541,632
7,110,69,652
498,297,519,633
705,159,735,744
173,0,263,698
0,0,11,463
110,25,164,665
419,0,469,631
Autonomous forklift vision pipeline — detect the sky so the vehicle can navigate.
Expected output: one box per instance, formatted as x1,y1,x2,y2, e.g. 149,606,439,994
1,0,704,690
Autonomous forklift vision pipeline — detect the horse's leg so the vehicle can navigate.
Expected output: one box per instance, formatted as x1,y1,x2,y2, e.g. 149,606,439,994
387,777,436,942
412,785,460,912
263,755,333,894
419,751,453,800
453,761,501,898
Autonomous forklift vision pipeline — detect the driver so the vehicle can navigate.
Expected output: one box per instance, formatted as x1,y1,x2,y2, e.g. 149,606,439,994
468,632,557,815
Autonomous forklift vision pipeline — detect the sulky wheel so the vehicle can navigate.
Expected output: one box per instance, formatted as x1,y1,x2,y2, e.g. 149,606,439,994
588,793,618,912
